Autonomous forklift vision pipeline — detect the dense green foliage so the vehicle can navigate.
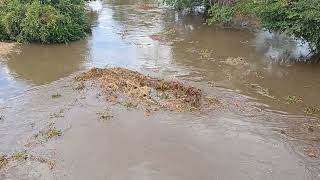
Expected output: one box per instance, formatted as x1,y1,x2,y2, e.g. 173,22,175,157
253,0,320,54
207,3,234,25
0,0,89,43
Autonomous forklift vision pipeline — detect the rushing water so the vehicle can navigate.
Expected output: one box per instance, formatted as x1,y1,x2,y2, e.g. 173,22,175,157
0,0,320,115
1,1,320,179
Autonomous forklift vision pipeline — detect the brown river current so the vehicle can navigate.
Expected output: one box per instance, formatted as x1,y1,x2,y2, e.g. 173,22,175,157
1,0,320,179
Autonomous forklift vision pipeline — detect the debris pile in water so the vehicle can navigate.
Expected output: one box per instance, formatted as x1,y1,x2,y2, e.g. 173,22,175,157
0,155,8,170
76,68,221,112
0,151,55,170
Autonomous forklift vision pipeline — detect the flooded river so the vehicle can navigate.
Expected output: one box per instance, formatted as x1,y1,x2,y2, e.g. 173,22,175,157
1,0,320,115
1,0,320,179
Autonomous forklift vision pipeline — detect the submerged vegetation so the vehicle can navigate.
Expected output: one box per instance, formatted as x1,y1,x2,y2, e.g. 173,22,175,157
0,151,55,170
0,154,8,170
164,0,320,61
76,68,222,112
0,0,89,43
97,111,114,120
34,126,62,142
51,93,62,99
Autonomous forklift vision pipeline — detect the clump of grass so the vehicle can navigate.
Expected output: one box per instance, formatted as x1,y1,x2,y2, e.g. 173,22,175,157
198,49,213,59
160,92,170,99
284,95,303,104
249,83,275,99
304,106,320,115
46,128,62,139
49,112,64,119
304,147,319,158
51,93,62,99
11,151,29,161
123,101,138,110
206,96,222,105
35,127,62,141
224,57,248,66
97,111,114,120
49,109,65,119
0,154,8,170
73,82,85,91
0,151,56,170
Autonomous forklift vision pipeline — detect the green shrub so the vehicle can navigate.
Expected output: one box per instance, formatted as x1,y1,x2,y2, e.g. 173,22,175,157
234,0,258,16
164,0,198,10
207,3,234,25
0,0,89,43
254,0,320,55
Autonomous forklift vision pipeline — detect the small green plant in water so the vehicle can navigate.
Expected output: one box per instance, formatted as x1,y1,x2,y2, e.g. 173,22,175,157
304,106,320,115
74,82,85,90
35,127,62,141
46,128,62,139
284,96,303,104
123,101,138,110
11,151,29,161
0,154,8,170
97,111,113,120
160,92,170,100
49,112,64,118
51,93,62,99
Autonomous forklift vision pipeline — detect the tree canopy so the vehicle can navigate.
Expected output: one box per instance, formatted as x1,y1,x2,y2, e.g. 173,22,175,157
0,0,89,43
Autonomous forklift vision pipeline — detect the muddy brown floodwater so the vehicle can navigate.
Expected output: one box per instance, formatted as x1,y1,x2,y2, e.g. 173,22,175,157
1,0,320,179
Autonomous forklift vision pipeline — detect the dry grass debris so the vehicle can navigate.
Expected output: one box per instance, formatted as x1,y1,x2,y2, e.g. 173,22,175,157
0,154,8,170
284,95,303,104
0,151,55,171
97,111,113,120
0,42,18,56
34,127,62,141
76,68,222,112
11,151,29,161
136,4,156,10
304,105,320,115
223,57,248,66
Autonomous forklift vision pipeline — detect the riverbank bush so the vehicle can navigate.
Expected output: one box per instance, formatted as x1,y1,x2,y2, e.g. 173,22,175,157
253,0,320,60
207,3,234,25
0,0,89,43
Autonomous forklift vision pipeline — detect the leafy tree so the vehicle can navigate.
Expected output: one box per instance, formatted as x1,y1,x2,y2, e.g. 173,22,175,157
253,0,320,61
0,0,89,43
